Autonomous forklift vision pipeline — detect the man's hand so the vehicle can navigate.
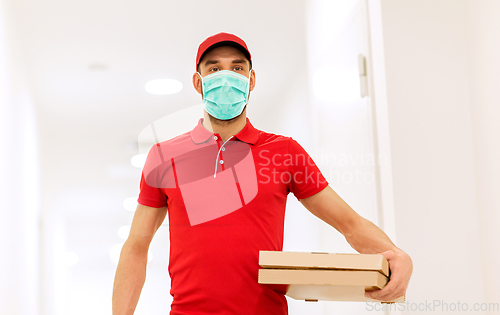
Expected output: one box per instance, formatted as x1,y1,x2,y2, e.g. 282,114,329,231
300,186,413,302
365,247,413,302
112,204,167,314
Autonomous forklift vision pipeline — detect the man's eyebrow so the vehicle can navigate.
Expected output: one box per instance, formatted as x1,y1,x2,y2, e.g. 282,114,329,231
204,59,220,66
203,58,248,67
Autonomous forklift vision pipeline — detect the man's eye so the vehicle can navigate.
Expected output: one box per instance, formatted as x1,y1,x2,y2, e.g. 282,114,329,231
234,66,243,71
210,67,219,72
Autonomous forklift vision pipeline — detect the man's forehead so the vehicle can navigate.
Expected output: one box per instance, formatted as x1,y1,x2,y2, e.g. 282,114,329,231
201,46,249,64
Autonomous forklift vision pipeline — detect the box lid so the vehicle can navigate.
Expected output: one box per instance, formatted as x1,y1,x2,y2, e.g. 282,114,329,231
259,269,388,287
259,251,390,277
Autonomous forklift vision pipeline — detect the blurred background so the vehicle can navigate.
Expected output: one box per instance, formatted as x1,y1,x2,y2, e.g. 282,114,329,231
1,0,499,314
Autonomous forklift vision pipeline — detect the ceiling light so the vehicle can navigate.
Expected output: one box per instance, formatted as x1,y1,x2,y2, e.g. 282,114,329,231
123,197,138,211
131,153,147,168
145,79,183,95
110,243,124,265
88,63,108,72
118,225,131,240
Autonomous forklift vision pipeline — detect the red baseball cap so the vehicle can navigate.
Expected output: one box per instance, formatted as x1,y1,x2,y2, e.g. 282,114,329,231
196,32,252,71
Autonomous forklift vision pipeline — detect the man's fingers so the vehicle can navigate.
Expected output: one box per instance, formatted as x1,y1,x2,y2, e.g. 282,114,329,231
365,280,397,298
366,282,402,301
374,284,402,301
365,269,403,301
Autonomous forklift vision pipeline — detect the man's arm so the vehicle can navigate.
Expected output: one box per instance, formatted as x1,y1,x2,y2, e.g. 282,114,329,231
300,186,412,301
112,204,167,315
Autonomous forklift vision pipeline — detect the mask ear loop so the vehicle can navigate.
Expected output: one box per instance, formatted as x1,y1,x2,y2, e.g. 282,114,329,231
246,69,252,102
214,136,234,178
197,72,205,100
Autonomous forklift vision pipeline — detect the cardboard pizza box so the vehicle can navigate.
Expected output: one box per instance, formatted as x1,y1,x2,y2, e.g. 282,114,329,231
258,251,405,303
259,251,390,277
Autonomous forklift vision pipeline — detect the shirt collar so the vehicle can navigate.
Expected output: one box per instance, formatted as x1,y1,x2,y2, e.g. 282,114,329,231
234,118,259,145
190,118,213,144
190,117,259,145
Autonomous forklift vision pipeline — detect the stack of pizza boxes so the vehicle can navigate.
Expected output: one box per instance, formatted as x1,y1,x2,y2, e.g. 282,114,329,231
258,251,405,303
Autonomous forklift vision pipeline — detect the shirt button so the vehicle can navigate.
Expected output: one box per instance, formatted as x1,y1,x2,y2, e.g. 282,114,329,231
214,136,218,140
220,160,224,164
221,147,225,151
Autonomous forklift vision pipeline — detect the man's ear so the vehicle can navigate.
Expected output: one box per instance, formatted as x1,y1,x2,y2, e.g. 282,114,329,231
249,69,256,92
192,72,202,95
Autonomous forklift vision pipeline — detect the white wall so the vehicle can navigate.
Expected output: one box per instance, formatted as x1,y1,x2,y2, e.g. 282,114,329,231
465,0,500,309
0,0,40,314
369,0,499,312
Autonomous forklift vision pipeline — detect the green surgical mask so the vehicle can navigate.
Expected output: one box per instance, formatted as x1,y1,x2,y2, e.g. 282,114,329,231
198,70,252,120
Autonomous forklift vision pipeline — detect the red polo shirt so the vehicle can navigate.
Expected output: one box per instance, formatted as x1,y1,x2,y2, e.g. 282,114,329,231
138,118,328,315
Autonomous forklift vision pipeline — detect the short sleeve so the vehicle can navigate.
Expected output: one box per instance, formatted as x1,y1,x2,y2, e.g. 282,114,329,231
288,138,328,200
138,172,167,208
137,144,168,208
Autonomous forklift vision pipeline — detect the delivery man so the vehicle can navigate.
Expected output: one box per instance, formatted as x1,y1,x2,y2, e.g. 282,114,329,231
112,32,413,315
